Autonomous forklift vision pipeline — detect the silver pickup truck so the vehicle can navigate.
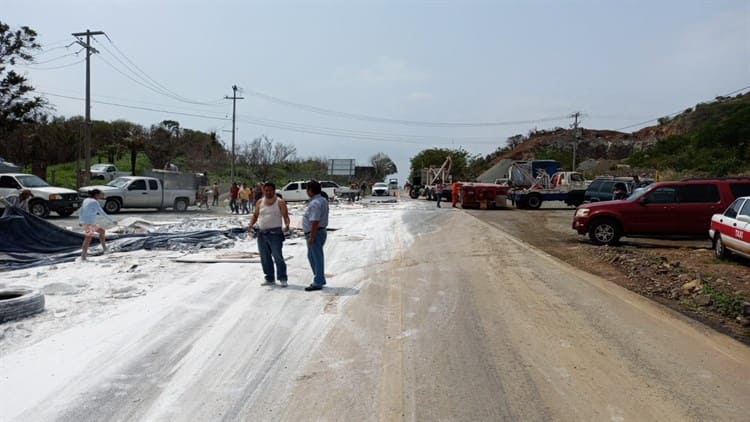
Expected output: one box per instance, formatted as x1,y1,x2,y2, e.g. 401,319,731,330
79,176,195,213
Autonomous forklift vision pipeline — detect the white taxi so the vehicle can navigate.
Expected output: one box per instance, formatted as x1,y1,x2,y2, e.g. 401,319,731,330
710,196,750,261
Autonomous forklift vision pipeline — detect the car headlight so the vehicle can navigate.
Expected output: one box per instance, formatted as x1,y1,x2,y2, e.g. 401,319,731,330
575,208,590,217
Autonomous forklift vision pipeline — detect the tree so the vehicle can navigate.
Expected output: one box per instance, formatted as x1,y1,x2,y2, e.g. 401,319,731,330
146,120,183,169
410,148,471,182
370,152,397,181
237,135,297,182
0,21,47,134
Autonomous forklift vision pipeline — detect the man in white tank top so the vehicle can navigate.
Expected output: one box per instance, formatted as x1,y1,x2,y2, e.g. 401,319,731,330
249,182,291,287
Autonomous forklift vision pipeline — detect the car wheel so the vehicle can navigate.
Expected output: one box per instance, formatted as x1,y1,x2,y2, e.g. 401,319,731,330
29,200,50,218
588,218,621,245
174,198,189,212
104,198,121,213
526,194,543,209
714,234,730,259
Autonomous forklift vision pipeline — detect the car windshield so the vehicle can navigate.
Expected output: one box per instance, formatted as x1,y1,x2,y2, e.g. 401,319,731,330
108,178,131,188
16,175,49,188
374,183,388,188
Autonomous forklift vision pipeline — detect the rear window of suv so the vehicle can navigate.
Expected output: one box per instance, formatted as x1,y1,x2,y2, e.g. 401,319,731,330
729,183,750,198
678,184,719,203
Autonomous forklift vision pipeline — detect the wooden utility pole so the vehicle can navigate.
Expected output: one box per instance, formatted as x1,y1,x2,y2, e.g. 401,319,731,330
225,85,244,181
72,29,105,187
571,112,581,171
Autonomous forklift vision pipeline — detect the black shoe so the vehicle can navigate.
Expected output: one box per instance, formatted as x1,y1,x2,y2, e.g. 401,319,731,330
305,284,323,291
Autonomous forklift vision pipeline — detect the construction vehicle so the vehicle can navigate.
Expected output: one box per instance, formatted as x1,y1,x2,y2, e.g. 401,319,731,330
508,160,589,209
409,156,453,200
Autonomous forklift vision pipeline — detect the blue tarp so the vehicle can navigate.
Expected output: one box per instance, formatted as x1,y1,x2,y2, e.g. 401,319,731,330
0,206,244,270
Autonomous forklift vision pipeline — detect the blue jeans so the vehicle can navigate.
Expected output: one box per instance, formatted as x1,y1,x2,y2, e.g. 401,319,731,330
436,192,442,207
306,229,327,286
257,230,287,282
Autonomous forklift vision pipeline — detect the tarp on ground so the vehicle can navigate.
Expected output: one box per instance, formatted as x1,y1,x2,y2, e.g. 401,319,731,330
0,206,244,271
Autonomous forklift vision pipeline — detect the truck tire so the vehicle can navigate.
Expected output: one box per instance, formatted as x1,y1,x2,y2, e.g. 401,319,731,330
526,193,543,209
174,198,189,212
29,200,50,218
104,198,121,213
588,218,622,246
0,287,45,323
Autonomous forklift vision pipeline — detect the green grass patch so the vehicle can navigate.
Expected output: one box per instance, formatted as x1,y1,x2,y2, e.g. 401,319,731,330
702,283,745,318
46,153,153,189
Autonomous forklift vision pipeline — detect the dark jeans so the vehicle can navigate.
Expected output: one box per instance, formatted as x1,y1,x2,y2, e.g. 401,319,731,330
229,197,238,213
257,229,287,282
305,229,327,286
212,194,219,206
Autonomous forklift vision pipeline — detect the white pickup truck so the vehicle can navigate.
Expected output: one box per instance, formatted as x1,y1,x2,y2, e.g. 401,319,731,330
0,173,82,217
79,176,194,213
90,164,130,181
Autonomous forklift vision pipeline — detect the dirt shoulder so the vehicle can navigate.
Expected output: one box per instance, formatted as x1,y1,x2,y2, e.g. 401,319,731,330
468,205,750,345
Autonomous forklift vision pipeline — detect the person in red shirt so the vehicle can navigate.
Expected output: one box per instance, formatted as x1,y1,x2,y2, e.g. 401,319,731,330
229,182,240,214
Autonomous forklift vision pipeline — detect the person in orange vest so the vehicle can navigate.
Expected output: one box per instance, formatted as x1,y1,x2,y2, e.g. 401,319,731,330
451,182,459,208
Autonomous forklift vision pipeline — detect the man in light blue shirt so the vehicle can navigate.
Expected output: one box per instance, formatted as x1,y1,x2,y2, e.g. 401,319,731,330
78,189,116,260
302,180,329,291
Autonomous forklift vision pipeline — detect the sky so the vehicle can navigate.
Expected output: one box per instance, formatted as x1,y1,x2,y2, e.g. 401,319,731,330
5,0,750,183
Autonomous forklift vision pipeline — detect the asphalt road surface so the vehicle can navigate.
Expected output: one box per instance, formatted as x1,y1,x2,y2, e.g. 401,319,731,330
7,202,750,421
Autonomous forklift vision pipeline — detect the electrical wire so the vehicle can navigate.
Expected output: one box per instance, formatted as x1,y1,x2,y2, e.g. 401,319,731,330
614,84,750,131
37,91,502,145
94,37,225,106
242,88,570,127
21,58,85,71
28,49,83,65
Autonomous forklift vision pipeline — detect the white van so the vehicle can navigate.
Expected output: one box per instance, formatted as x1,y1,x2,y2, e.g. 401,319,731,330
279,180,340,201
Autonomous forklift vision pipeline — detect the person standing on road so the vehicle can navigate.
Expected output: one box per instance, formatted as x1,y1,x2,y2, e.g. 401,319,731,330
436,181,445,208
229,182,240,214
79,189,116,261
612,182,628,200
249,182,290,287
239,182,250,214
212,181,220,206
451,182,459,208
303,180,329,291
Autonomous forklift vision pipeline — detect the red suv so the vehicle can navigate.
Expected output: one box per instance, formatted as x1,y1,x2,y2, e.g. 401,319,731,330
572,178,750,245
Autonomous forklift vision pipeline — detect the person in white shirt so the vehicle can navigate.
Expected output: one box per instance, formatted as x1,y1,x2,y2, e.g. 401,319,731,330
249,182,290,287
78,189,115,261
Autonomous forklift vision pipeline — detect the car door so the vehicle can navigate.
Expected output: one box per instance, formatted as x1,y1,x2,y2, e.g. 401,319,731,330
0,175,22,200
628,185,678,233
720,198,750,255
282,182,302,201
675,183,721,234
127,179,149,207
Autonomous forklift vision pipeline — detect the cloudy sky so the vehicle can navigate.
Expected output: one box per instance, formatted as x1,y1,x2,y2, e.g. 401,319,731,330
5,0,749,182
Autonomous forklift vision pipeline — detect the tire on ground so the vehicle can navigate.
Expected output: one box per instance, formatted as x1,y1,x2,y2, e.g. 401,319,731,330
526,193,543,209
174,198,189,212
0,287,45,324
714,234,730,259
29,200,50,218
104,198,121,213
588,218,621,246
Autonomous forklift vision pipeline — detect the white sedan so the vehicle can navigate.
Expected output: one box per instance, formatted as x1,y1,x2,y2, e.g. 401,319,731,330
372,182,389,196
709,196,750,261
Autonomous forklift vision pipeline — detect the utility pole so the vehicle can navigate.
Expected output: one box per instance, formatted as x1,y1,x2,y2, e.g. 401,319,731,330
570,111,581,171
225,85,244,181
72,29,105,187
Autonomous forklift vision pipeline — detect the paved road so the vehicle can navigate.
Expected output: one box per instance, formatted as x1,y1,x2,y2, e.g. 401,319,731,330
4,202,750,421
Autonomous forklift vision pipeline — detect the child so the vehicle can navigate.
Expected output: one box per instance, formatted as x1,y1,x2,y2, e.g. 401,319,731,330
79,189,116,261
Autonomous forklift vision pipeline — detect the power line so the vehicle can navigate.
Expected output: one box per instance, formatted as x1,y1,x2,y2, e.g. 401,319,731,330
21,58,85,70
38,91,502,145
93,37,225,106
28,49,83,65
242,88,570,127
615,84,750,131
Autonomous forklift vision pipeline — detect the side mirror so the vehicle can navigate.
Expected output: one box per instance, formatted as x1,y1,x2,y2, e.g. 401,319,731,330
737,215,750,224
638,196,649,205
